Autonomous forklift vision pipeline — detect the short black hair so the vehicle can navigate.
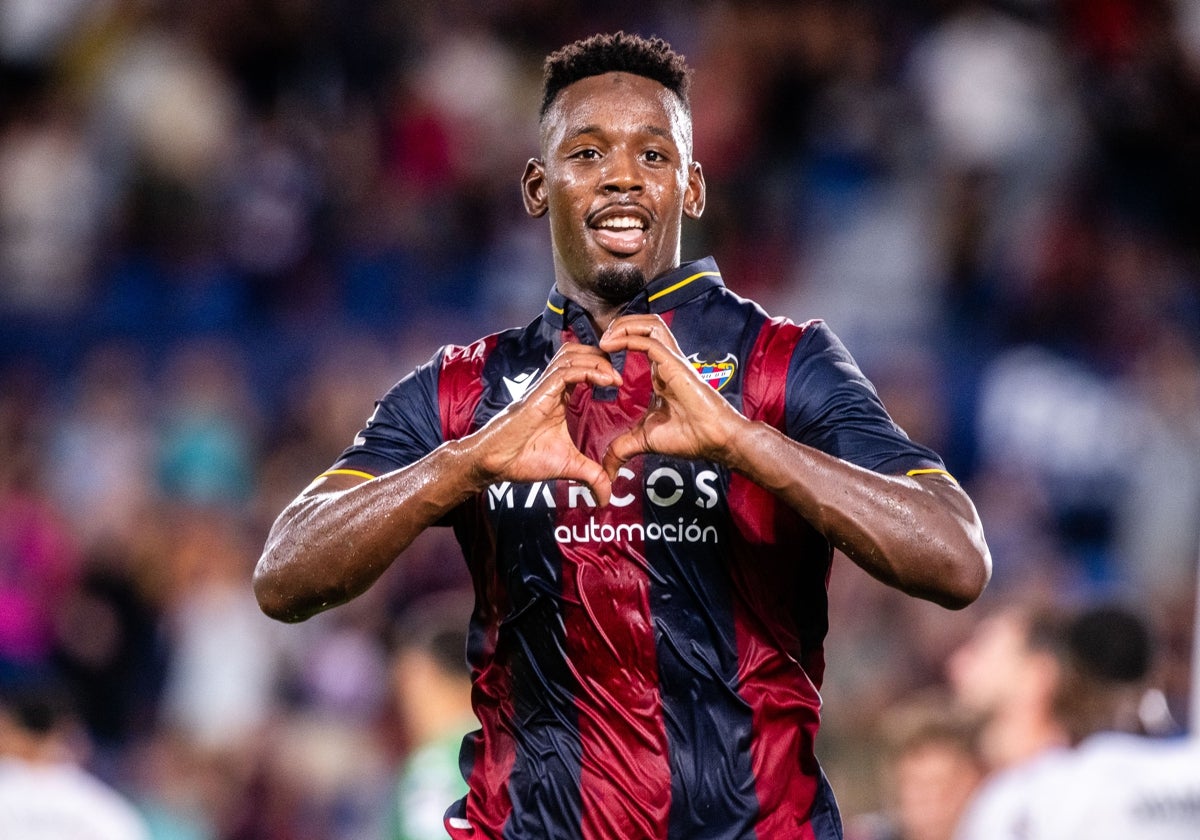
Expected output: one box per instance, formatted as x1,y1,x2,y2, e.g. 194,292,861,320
0,672,73,735
1066,604,1153,684
540,32,692,119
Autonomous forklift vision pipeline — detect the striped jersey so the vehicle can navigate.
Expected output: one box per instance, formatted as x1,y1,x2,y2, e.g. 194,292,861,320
332,257,945,839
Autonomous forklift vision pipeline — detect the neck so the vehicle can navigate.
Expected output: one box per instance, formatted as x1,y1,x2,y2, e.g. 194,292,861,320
980,708,1069,771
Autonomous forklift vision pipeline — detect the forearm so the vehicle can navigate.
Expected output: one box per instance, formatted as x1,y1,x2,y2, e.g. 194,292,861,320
254,440,485,622
724,420,991,608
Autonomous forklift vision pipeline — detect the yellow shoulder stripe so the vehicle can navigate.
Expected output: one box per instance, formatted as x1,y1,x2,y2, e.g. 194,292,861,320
907,467,958,484
315,468,376,482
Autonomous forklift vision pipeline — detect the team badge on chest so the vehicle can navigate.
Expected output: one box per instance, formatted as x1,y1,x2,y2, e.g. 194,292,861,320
687,353,738,391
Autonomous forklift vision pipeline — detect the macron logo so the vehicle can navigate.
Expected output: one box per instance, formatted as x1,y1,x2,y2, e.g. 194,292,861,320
502,369,540,402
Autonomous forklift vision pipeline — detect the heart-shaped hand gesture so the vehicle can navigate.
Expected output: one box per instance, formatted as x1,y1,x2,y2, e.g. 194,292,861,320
468,314,747,505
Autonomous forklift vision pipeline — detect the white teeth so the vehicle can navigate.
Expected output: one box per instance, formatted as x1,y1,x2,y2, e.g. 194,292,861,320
597,216,644,230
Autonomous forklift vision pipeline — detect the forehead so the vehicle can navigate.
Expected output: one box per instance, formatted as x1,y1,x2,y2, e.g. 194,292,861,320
541,72,691,150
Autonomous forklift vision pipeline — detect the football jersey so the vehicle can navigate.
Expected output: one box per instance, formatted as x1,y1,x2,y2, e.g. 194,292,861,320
1022,734,1200,840
332,257,946,840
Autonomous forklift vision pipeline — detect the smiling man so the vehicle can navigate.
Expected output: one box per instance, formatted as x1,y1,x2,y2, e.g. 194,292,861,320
254,32,991,840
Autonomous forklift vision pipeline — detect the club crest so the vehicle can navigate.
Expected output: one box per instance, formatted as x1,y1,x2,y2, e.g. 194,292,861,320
687,353,737,391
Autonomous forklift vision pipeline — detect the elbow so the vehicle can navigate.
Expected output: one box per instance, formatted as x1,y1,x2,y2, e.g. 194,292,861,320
253,557,313,623
932,545,992,610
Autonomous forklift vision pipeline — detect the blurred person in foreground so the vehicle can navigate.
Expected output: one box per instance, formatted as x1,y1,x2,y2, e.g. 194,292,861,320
386,591,476,840
948,602,1071,840
255,31,991,839
847,693,986,840
0,676,150,840
956,603,1199,840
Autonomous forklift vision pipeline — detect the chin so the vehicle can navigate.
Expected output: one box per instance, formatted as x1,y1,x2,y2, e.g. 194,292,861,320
593,263,647,304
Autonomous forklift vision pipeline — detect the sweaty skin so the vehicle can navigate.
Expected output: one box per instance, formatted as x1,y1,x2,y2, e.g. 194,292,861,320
254,71,990,622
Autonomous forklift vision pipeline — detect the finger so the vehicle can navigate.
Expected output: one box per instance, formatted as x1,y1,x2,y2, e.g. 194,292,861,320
567,452,612,507
602,427,649,478
555,364,622,393
598,332,690,372
549,341,613,365
535,354,622,395
601,315,683,354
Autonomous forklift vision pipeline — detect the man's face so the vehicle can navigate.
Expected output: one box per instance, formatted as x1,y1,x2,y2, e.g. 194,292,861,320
947,611,1031,714
522,72,705,307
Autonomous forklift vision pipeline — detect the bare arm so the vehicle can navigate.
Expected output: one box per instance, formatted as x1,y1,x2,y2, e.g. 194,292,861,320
600,315,991,609
254,343,621,622
721,425,990,608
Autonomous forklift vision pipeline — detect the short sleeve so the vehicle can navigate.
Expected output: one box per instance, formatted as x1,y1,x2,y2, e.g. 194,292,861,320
329,349,445,477
785,322,945,475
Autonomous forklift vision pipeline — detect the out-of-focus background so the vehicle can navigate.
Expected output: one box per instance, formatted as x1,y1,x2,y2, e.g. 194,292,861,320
0,0,1197,838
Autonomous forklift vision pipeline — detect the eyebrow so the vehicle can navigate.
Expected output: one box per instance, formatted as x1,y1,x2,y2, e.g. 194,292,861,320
561,123,677,145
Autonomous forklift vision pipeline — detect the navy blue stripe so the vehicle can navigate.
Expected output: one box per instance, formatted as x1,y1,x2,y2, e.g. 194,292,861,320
811,769,845,840
649,291,766,839
643,454,760,839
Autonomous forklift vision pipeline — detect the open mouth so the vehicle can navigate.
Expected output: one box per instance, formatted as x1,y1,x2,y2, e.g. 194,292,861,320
589,208,649,256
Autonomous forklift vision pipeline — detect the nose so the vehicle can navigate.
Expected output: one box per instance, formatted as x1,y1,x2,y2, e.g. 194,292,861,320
601,150,642,193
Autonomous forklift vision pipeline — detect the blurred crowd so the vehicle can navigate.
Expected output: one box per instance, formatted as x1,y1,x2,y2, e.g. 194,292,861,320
1,0,1199,838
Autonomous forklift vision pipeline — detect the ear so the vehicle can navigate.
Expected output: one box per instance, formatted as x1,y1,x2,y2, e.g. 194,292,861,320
522,158,548,218
684,161,706,220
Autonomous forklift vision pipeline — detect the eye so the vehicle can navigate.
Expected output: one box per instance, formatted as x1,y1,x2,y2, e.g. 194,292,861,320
570,148,600,160
644,149,669,163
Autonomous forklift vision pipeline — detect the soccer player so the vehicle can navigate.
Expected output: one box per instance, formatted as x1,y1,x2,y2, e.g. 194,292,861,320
255,32,992,839
958,604,1200,840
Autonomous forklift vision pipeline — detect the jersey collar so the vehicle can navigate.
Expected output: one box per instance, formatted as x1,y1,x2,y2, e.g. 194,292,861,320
543,256,724,331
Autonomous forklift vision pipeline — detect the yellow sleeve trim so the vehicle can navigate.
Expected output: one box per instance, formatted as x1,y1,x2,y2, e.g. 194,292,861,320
315,468,376,482
907,468,958,484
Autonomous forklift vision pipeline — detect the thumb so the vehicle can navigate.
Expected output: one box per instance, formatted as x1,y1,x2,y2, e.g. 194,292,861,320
565,452,613,507
602,426,649,480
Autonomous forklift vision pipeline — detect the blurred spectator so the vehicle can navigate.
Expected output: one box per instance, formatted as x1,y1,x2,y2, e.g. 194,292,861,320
982,603,1200,839
158,511,280,753
973,344,1142,582
45,342,158,552
1112,324,1200,596
0,381,78,673
156,339,259,506
385,590,476,840
0,674,150,840
950,602,1071,840
947,601,1069,773
847,692,985,840
0,98,104,315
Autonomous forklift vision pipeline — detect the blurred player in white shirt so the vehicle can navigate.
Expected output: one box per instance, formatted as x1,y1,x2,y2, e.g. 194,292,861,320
956,602,1199,840
0,677,150,840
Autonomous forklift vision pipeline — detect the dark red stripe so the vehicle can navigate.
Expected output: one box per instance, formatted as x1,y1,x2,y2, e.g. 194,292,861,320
558,338,671,840
439,335,514,838
460,606,516,836
439,336,498,439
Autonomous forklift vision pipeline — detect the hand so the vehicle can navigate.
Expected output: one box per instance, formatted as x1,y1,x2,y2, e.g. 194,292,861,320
467,342,620,504
599,314,749,476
